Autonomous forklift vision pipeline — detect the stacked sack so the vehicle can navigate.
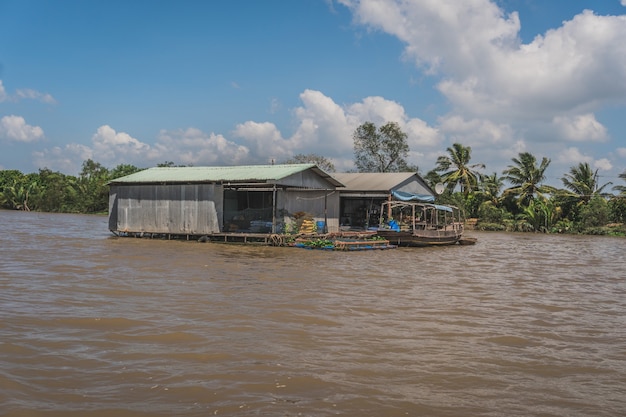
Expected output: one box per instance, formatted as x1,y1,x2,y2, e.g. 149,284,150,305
299,219,315,234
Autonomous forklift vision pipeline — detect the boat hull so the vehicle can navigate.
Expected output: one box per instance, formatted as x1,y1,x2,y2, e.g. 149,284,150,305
376,229,461,247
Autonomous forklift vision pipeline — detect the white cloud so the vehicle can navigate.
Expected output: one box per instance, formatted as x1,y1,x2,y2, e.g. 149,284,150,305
293,90,442,158
157,127,250,166
15,88,57,104
34,125,250,174
88,125,251,168
552,114,608,142
91,125,151,162
594,158,612,171
333,0,626,183
292,89,357,153
232,121,291,162
0,115,44,143
33,144,93,174
0,80,7,102
438,115,514,146
617,148,626,158
340,1,626,124
555,147,593,165
0,79,56,104
29,90,444,174
228,89,441,170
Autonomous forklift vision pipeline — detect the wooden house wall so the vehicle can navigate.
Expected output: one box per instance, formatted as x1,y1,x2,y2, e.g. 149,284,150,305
278,189,340,232
109,184,222,235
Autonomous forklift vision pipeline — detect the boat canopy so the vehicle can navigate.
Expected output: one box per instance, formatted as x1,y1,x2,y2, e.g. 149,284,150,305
391,190,435,203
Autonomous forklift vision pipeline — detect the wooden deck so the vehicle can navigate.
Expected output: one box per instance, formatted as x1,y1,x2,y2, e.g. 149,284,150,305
113,230,397,249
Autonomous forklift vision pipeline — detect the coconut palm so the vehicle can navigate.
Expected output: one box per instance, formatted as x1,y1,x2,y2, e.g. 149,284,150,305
435,143,485,196
502,152,554,207
514,198,561,232
478,172,504,206
561,162,611,203
613,170,626,195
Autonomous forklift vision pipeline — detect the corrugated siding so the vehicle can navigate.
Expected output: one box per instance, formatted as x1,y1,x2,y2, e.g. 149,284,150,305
109,184,222,234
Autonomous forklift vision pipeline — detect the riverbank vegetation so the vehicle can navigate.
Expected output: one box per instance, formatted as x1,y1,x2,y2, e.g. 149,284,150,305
429,147,626,236
1,124,624,236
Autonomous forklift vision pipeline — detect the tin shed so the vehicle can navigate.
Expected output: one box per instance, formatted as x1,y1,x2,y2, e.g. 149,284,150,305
332,172,435,229
108,164,343,236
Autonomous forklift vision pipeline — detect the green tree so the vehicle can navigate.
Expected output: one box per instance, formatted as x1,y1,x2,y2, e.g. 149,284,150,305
514,198,561,232
423,169,443,189
35,168,78,212
478,172,504,206
579,195,610,230
608,196,626,223
561,162,612,203
474,172,506,225
109,163,142,180
1,176,39,211
0,170,24,189
283,153,335,172
435,143,484,196
353,121,412,172
0,170,24,209
77,159,110,213
502,152,554,207
613,170,626,195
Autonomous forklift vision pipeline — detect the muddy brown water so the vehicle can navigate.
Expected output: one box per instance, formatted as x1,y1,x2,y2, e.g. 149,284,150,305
1,210,625,416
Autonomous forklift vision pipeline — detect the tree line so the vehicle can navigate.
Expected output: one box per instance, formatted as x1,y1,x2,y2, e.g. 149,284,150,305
345,121,626,235
1,121,625,235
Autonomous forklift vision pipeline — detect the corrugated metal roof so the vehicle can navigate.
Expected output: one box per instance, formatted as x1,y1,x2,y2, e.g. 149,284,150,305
332,172,417,192
109,164,344,187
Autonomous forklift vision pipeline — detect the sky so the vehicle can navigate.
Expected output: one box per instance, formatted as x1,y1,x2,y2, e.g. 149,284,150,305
1,0,625,188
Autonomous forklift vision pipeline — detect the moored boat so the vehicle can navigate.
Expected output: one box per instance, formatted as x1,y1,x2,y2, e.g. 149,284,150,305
375,200,466,247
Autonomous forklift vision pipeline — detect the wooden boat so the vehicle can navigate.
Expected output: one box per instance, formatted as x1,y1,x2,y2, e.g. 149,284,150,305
375,200,466,247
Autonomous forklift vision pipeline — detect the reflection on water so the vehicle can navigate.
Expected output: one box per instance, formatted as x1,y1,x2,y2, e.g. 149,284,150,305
1,210,625,416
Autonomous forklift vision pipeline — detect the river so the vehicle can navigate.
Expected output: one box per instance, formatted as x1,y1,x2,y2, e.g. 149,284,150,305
1,210,625,416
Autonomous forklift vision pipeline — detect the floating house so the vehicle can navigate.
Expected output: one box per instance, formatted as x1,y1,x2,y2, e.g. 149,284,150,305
333,172,436,229
108,164,343,238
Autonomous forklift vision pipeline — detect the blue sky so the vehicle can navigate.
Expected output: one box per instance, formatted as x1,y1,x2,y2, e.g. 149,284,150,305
1,0,625,188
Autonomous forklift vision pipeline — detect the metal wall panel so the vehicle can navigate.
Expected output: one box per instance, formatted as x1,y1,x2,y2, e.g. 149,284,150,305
109,184,221,235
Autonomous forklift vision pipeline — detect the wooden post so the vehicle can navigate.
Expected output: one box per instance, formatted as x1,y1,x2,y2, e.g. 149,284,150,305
323,189,328,234
272,184,277,233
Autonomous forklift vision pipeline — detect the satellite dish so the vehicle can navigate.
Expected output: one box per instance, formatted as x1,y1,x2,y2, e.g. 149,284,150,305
435,183,445,195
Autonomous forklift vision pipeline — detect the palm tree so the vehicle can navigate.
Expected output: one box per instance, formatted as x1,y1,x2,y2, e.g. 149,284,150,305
478,172,504,206
502,152,554,207
513,197,561,232
435,143,485,196
561,162,611,203
613,170,626,195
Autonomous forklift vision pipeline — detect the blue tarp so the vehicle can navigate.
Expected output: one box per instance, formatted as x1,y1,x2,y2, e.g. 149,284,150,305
391,190,435,203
